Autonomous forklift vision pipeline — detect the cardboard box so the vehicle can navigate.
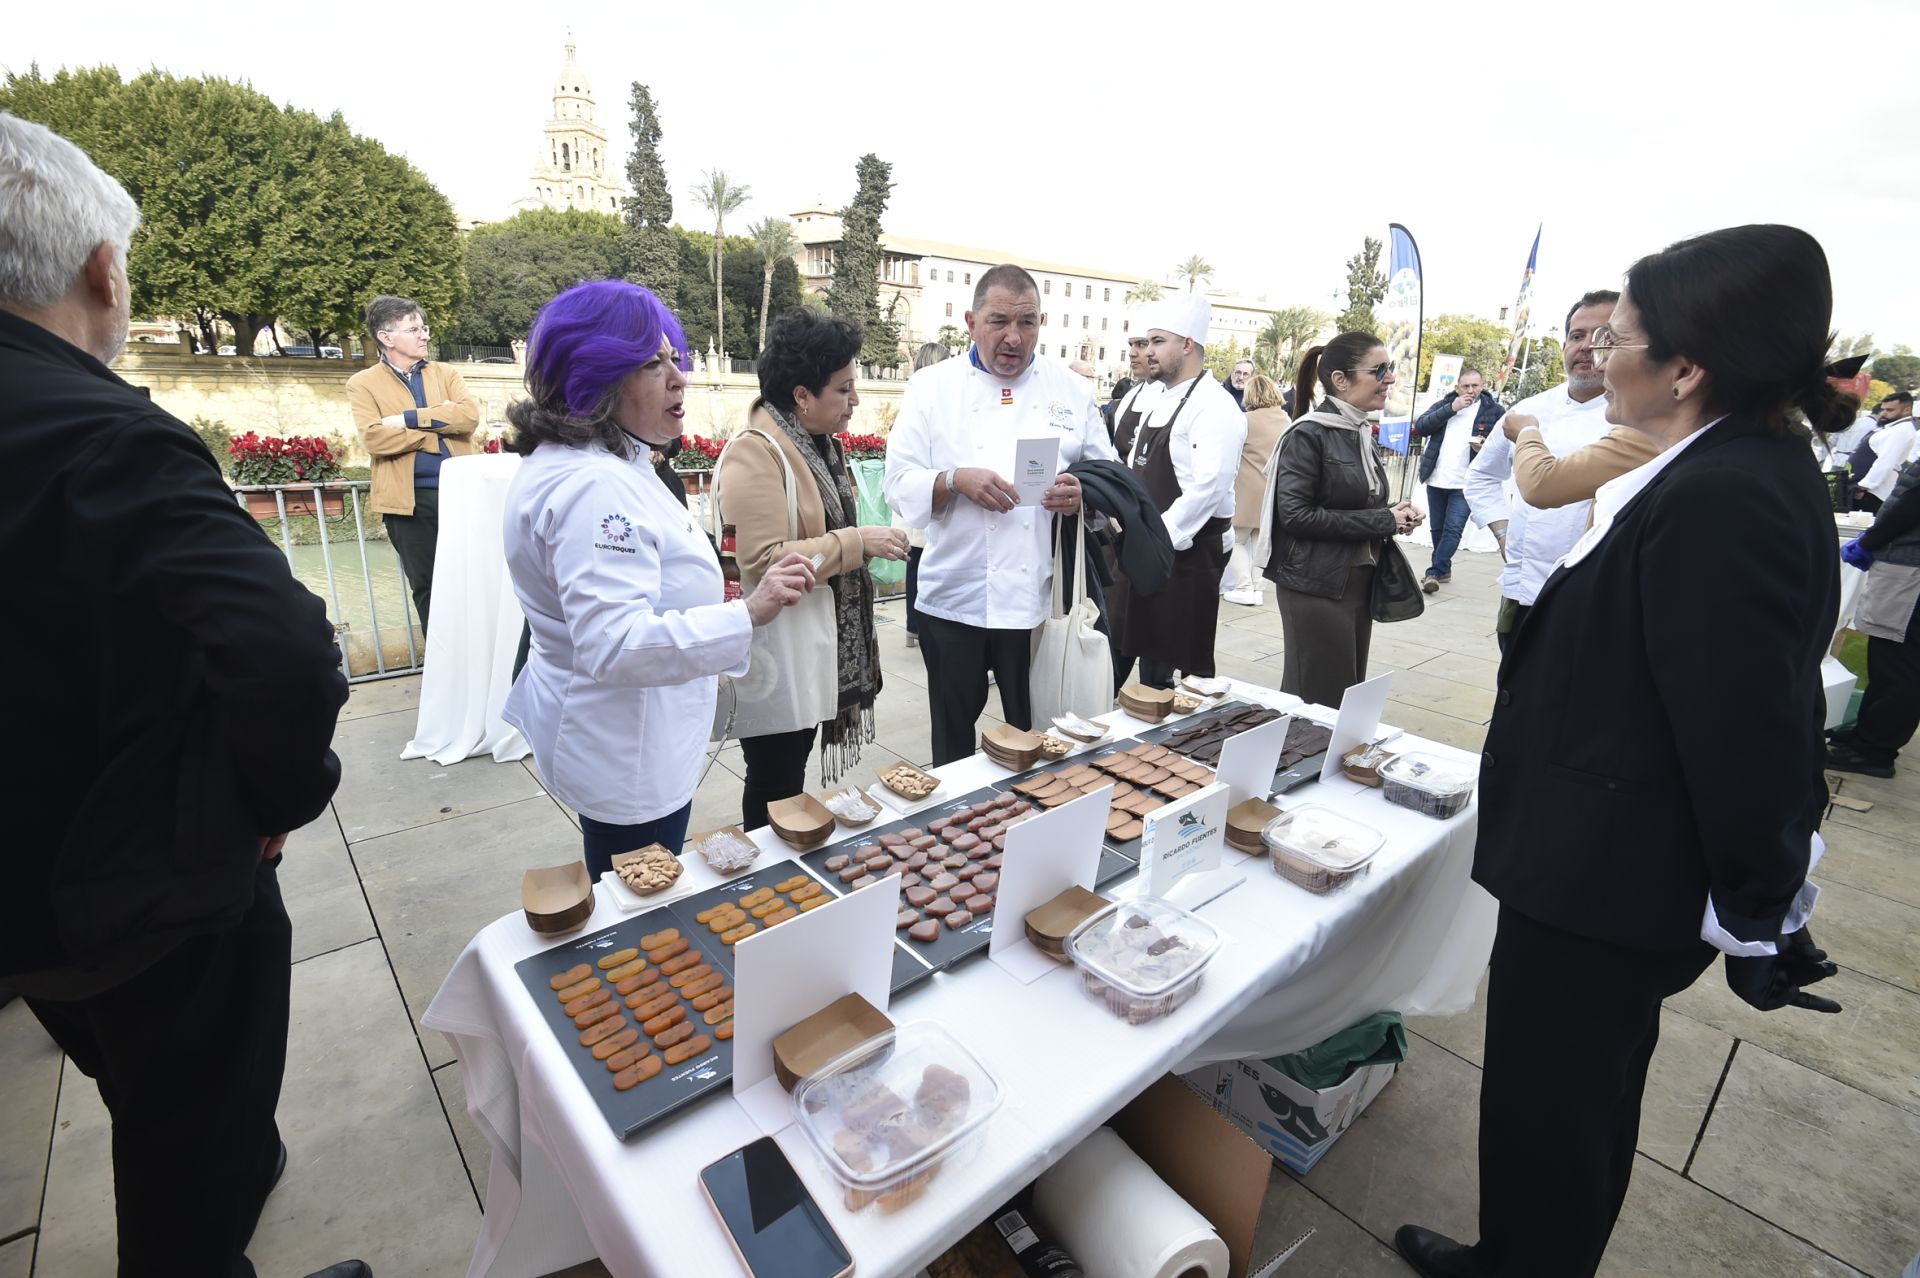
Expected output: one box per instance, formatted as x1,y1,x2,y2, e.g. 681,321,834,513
1107,1075,1314,1276
1183,1055,1398,1175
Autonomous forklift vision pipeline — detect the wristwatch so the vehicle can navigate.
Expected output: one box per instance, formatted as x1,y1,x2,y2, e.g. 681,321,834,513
944,466,958,497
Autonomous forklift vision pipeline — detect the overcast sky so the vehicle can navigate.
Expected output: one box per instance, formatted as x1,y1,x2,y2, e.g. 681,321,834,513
10,0,1919,349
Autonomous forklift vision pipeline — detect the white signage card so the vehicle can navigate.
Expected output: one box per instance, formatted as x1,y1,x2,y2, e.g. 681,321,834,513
1140,781,1231,899
1215,714,1292,808
990,783,1111,984
731,872,898,1134
1012,435,1061,507
1320,672,1395,783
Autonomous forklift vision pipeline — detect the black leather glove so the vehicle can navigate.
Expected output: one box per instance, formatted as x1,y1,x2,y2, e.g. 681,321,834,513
1724,927,1842,1014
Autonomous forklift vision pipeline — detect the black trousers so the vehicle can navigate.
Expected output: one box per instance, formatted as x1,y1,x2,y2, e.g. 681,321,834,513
383,486,440,636
904,546,924,636
918,612,1033,765
1846,634,1920,765
739,725,820,830
1472,905,1714,1277
26,863,292,1278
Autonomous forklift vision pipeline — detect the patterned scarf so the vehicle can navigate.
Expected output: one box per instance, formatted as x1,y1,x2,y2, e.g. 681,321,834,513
761,404,881,782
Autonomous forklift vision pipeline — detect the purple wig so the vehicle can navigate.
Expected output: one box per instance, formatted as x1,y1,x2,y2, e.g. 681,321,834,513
523,279,692,418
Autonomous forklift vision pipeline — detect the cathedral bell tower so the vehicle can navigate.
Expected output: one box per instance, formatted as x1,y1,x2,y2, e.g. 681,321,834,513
529,38,628,215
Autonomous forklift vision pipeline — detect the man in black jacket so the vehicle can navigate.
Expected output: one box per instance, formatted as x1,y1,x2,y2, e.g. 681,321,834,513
0,115,361,1277
1411,370,1503,592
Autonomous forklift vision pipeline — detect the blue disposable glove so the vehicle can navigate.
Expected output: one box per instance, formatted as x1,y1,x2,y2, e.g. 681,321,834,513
1841,538,1874,571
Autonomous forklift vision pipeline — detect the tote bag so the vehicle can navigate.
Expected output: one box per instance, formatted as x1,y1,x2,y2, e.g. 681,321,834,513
1029,516,1115,724
709,429,838,742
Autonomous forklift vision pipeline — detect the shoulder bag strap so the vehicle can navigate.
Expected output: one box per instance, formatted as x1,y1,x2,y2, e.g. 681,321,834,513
713,428,802,545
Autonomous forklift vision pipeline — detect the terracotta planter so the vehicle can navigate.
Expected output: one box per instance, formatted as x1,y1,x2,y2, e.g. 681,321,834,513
674,469,713,497
245,486,347,519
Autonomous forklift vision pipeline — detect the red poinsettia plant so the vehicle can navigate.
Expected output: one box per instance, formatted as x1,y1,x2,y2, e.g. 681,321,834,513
842,433,888,461
674,434,726,471
483,438,502,454
228,432,342,486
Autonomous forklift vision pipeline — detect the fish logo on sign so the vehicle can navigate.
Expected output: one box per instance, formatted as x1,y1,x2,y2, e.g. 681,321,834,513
1000,387,1014,406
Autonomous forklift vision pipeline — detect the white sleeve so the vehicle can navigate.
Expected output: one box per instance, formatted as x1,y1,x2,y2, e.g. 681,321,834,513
1077,387,1119,464
1465,425,1514,528
1162,402,1243,552
543,476,752,689
1861,422,1915,497
1700,833,1822,956
884,376,943,526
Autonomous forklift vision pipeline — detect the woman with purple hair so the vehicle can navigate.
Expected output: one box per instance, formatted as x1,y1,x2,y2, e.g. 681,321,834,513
501,281,816,875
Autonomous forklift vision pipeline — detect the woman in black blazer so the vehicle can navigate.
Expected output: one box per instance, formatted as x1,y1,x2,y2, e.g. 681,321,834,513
1396,225,1850,1278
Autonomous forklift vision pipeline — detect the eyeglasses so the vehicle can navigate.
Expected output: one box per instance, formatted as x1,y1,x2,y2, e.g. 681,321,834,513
386,324,431,338
1361,361,1394,381
1589,327,1646,369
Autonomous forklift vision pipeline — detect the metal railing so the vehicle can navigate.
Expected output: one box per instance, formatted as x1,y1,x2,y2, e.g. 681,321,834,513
232,481,423,683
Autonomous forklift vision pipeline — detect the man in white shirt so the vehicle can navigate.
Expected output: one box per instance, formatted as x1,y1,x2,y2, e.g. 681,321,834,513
885,265,1117,763
1111,294,1246,688
1466,290,1625,654
1853,391,1915,510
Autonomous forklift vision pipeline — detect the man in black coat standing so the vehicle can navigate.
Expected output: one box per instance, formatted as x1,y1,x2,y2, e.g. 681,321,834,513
0,114,362,1277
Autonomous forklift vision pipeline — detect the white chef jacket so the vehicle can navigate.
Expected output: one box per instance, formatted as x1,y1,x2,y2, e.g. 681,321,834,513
1813,411,1876,472
885,350,1116,630
502,439,753,825
1556,417,1820,958
1125,373,1245,551
1463,383,1612,606
1859,417,1916,501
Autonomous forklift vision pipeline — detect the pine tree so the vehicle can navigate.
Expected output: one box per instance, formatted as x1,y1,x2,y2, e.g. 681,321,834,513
620,82,679,300
1334,236,1387,337
827,153,899,368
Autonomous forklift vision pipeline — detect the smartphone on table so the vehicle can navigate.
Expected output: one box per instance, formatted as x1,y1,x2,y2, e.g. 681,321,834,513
699,1136,854,1278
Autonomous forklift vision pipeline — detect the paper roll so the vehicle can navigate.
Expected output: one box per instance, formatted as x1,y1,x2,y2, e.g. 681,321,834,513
1032,1126,1230,1278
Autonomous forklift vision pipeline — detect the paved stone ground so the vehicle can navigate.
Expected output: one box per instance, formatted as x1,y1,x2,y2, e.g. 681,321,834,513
4,549,1915,1277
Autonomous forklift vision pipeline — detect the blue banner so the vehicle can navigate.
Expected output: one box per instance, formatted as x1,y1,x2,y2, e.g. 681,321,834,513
1378,223,1422,456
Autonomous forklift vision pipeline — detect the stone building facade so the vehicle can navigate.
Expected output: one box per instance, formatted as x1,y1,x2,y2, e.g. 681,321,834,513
525,41,627,216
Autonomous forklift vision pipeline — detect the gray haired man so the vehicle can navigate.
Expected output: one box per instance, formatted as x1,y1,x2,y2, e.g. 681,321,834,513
0,112,366,1278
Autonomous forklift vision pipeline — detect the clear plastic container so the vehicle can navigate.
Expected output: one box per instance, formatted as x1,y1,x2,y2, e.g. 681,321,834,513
1064,897,1221,1024
791,1021,1003,1213
1379,751,1477,819
1261,804,1385,894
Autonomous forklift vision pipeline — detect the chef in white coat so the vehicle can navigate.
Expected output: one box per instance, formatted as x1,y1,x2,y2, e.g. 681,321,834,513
501,280,816,876
885,263,1117,764
1112,293,1245,688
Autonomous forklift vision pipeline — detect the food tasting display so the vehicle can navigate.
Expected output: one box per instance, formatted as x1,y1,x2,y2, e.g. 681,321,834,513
1064,898,1222,1024
878,761,941,802
821,787,881,827
1379,752,1477,819
610,844,686,896
689,826,759,873
792,1022,1004,1213
514,858,834,1137
994,743,1216,858
1260,805,1386,894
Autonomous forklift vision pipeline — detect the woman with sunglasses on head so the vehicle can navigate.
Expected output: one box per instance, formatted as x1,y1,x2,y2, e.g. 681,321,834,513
1259,332,1421,706
501,280,817,878
1395,226,1848,1278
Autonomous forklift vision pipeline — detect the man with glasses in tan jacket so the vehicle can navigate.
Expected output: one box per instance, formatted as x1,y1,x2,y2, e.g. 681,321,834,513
345,294,479,634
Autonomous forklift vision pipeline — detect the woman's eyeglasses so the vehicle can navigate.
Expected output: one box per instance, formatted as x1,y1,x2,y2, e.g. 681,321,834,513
1589,327,1647,369
1361,362,1394,382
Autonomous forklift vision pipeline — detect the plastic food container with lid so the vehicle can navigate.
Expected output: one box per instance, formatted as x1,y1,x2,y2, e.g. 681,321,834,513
1261,804,1385,894
1379,751,1477,819
1064,897,1222,1024
791,1021,1003,1213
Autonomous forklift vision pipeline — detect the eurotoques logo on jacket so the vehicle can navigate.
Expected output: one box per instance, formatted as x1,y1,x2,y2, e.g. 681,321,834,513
596,513,635,554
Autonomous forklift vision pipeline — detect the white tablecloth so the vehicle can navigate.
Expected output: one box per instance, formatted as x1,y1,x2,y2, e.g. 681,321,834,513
404,454,530,766
422,691,1495,1278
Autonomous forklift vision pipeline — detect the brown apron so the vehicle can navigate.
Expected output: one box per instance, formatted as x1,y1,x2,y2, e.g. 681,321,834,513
1117,377,1230,675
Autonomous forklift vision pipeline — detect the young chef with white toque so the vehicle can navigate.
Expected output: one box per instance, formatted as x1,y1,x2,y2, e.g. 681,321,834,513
1110,293,1246,688
884,264,1117,765
501,281,816,878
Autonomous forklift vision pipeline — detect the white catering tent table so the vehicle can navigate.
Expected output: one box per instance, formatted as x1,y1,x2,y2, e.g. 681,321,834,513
423,684,1497,1278
403,454,531,766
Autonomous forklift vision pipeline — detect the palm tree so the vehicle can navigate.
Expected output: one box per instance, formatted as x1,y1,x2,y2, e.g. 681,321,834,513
748,217,800,353
1125,280,1164,305
1175,255,1213,293
1259,304,1330,381
690,170,751,355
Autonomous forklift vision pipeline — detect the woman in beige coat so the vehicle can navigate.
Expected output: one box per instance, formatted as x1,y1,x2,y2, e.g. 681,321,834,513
1221,373,1292,605
715,311,908,828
